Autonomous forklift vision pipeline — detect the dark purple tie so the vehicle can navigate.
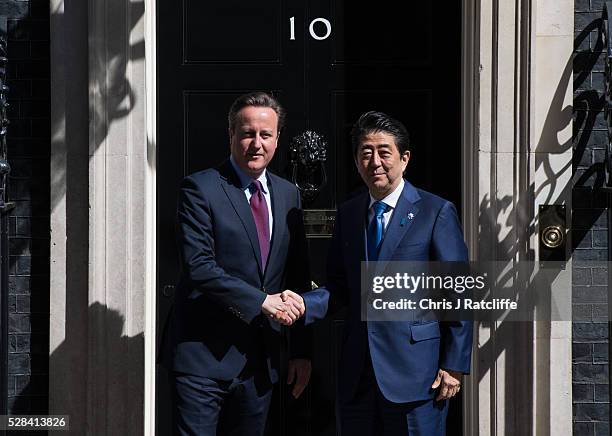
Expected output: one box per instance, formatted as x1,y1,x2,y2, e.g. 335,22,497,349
249,180,270,270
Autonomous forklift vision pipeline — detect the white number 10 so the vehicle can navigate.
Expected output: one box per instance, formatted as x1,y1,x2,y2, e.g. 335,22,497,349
290,16,332,41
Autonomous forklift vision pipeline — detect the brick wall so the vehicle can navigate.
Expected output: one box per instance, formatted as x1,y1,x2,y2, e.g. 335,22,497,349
4,0,50,420
574,1,611,435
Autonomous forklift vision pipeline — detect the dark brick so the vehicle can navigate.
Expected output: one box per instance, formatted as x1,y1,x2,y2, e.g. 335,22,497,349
574,304,592,321
7,375,15,397
9,313,29,333
8,354,30,374
574,402,610,421
574,249,608,261
592,72,606,89
575,150,594,168
592,0,605,12
595,384,609,402
574,383,595,402
15,294,29,313
574,363,609,383
575,0,589,12
592,304,608,322
592,230,607,247
8,293,16,312
573,287,608,304
575,34,591,51
14,334,29,353
574,323,608,341
8,334,16,352
15,255,30,274
592,267,608,285
573,268,592,285
595,422,610,436
575,13,601,33
574,343,593,362
594,343,609,362
574,421,594,436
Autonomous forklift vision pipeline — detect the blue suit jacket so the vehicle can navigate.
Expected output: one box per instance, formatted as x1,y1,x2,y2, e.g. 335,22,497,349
303,180,472,403
162,160,310,383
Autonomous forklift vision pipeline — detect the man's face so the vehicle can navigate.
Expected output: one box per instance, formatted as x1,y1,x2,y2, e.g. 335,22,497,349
230,106,279,178
354,131,410,199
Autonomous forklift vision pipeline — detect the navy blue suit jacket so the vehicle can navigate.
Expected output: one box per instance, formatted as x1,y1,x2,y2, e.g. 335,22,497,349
163,160,310,383
303,180,473,404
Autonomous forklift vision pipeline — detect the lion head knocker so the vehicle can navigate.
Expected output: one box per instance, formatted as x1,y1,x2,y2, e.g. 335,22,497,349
289,130,328,204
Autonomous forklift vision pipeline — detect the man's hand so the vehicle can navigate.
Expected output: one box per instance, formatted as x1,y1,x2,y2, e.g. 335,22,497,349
262,294,297,325
431,368,462,401
287,358,312,398
280,290,305,318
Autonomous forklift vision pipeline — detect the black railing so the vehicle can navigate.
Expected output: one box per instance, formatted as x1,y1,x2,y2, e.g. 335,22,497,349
0,15,9,423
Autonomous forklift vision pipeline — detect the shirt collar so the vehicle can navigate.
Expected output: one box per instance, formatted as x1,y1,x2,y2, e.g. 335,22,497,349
368,178,405,211
230,154,269,194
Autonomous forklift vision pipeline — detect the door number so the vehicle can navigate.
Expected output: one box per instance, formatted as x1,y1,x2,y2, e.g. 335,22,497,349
290,16,332,41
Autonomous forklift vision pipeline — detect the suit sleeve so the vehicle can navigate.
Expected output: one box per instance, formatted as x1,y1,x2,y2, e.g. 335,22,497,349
176,176,266,324
432,201,473,374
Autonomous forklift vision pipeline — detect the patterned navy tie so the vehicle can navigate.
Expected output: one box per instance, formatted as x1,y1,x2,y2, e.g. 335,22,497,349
249,180,270,270
367,201,389,262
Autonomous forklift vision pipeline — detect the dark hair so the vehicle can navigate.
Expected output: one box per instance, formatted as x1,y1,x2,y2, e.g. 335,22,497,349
228,91,285,134
350,111,410,156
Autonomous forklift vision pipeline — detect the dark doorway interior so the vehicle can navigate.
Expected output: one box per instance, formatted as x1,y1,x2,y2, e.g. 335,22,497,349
156,1,462,434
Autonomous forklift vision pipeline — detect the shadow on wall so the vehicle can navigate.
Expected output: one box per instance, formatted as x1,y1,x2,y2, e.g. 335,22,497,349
9,303,144,436
473,20,588,434
49,0,145,216
8,0,145,425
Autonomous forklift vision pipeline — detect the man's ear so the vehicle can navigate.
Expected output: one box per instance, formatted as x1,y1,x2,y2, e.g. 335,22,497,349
403,150,411,164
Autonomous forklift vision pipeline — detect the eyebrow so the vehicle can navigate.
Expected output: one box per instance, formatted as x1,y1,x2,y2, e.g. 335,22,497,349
359,143,392,149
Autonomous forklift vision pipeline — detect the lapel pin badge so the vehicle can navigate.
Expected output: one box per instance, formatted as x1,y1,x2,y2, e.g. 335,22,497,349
401,213,414,226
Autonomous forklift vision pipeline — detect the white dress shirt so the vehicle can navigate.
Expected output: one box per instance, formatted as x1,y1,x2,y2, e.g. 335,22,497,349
367,178,405,234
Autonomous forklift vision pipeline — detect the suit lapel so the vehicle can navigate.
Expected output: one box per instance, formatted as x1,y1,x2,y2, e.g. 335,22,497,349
265,173,283,277
219,162,264,277
374,181,421,276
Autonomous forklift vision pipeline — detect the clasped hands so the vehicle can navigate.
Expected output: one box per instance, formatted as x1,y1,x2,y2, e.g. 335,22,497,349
261,290,305,326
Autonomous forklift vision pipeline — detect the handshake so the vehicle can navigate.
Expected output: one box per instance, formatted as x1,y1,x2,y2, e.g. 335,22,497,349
261,290,305,326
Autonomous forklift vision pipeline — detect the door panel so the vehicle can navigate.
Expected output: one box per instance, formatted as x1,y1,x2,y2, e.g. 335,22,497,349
157,1,462,434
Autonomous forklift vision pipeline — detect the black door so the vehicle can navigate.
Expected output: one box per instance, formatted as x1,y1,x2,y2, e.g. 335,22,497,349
156,1,462,435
